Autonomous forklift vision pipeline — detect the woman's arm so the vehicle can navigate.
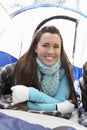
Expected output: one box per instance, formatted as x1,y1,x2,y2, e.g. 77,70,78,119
11,85,59,104
29,87,59,103
28,75,74,112
11,75,70,104
11,75,70,105
11,75,74,112
27,100,74,113
27,101,56,111
29,75,70,103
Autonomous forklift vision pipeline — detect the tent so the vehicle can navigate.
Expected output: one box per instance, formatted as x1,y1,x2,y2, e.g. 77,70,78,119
0,3,87,129
0,3,87,80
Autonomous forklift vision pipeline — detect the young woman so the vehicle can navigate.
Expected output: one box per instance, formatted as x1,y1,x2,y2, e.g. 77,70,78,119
0,25,77,113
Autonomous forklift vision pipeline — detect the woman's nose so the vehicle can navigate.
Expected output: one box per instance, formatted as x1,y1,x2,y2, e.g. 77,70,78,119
48,47,54,53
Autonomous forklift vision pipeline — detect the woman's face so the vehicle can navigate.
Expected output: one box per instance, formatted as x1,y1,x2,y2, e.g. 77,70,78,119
35,32,61,67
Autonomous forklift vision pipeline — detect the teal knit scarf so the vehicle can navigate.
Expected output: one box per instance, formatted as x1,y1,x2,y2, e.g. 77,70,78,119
36,58,61,97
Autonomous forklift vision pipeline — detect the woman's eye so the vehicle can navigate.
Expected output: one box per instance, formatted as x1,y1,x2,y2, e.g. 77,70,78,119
43,44,48,47
54,46,60,48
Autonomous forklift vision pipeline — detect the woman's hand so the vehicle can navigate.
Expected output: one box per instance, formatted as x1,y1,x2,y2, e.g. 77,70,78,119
56,100,75,113
11,85,29,104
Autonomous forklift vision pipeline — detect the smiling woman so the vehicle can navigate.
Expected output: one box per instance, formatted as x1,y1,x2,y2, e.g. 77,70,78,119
0,25,77,114
35,31,61,67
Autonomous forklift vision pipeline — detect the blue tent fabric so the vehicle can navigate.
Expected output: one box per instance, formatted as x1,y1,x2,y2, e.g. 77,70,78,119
0,51,17,67
0,112,77,130
0,112,50,130
72,66,82,80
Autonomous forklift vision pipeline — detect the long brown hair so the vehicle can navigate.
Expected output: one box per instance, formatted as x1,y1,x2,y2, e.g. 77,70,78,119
13,25,77,106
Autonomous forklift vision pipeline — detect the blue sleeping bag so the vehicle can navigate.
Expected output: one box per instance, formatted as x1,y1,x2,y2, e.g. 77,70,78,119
0,112,50,130
0,112,77,130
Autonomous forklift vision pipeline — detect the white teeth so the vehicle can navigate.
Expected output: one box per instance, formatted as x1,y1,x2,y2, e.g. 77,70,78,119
46,56,53,60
